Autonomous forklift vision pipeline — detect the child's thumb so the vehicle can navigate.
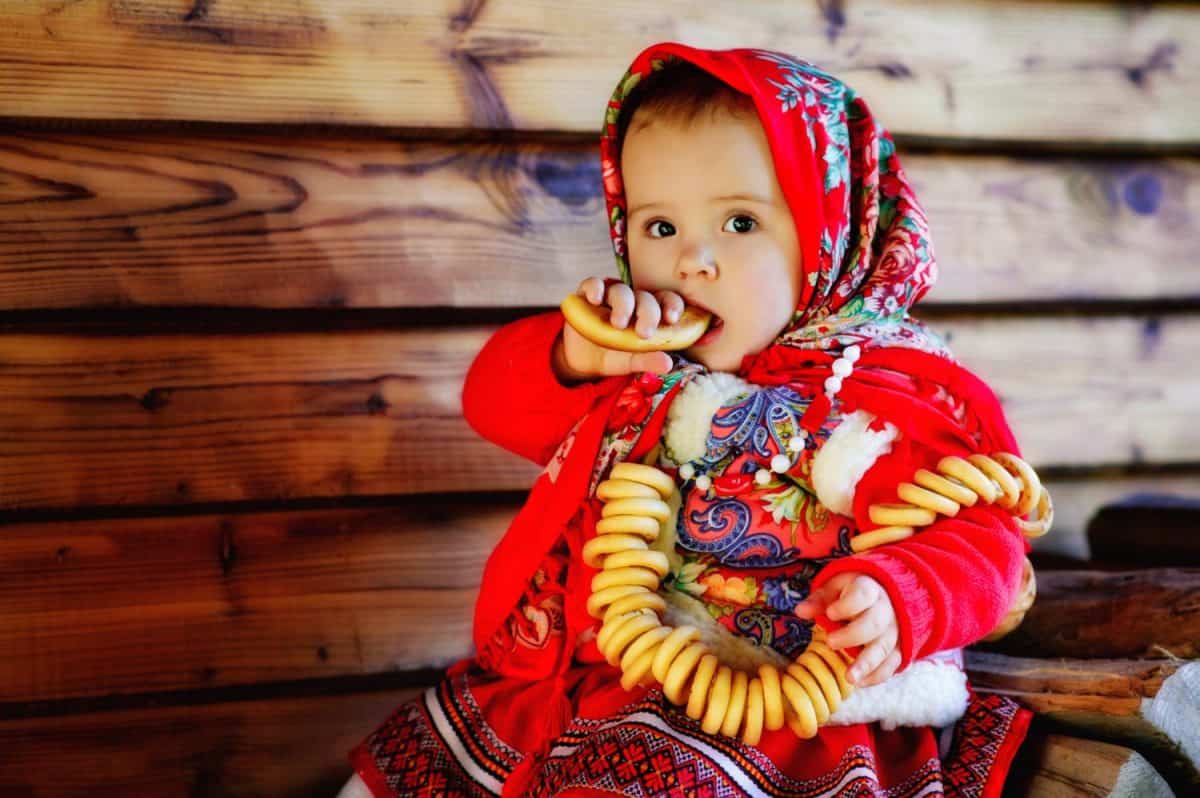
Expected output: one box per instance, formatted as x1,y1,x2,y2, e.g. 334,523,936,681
632,350,673,375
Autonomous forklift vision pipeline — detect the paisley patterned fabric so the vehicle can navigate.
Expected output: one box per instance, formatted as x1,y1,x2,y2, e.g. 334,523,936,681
664,382,859,660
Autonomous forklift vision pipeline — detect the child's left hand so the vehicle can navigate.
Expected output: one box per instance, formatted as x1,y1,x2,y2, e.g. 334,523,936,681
793,572,900,687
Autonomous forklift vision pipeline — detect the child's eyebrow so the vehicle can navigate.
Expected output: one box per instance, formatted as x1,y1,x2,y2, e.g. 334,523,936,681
629,193,773,218
711,193,773,205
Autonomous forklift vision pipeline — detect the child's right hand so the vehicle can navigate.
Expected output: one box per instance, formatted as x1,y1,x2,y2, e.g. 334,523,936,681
554,276,683,382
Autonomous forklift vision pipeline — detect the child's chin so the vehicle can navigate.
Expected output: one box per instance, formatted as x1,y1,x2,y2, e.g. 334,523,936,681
687,346,741,373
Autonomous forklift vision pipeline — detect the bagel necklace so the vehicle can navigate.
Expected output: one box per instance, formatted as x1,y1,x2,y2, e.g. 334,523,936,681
571,296,1051,744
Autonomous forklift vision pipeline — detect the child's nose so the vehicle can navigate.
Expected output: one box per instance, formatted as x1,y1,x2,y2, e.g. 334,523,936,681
676,246,717,279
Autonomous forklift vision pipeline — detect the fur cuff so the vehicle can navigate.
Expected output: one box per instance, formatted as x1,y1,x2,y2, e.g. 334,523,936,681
663,372,754,464
826,654,968,730
811,409,899,517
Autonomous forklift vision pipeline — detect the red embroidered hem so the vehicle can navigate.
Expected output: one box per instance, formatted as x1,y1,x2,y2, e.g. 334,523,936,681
348,663,1032,797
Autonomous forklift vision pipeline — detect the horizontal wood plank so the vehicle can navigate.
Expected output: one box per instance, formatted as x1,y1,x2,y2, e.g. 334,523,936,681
0,486,1192,704
0,132,1196,309
0,504,504,703
0,1,1196,145
1088,495,1200,567
0,315,1196,511
0,685,420,796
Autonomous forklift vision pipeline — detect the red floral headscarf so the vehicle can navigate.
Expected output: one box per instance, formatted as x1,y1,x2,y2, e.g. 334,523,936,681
590,42,1019,487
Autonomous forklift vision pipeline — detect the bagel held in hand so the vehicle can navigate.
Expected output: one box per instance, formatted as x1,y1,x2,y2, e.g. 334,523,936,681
561,292,712,352
553,277,714,383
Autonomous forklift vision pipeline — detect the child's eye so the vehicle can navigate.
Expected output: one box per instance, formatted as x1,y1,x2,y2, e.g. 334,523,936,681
645,220,676,238
723,214,758,234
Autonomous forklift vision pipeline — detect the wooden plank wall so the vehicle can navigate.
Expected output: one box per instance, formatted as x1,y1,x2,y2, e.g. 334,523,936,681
0,1,1197,795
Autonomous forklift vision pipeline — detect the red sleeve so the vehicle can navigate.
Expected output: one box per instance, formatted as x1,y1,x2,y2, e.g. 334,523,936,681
811,423,1028,671
461,310,625,467
811,503,1025,672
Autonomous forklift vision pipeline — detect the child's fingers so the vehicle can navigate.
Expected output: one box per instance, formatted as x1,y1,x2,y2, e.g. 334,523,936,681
825,575,883,621
605,282,636,328
792,587,830,619
630,350,673,375
854,643,902,686
577,276,605,305
846,632,896,684
825,601,890,651
792,595,820,619
792,598,821,619
793,573,853,618
655,290,685,324
632,290,662,338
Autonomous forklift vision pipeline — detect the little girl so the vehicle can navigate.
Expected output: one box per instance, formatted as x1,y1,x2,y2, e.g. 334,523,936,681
344,42,1034,797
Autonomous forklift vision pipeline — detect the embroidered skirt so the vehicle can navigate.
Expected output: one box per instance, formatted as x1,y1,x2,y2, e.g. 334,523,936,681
347,657,1031,798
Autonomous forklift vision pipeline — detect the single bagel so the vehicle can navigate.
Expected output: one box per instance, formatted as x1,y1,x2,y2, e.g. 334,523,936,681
560,292,713,352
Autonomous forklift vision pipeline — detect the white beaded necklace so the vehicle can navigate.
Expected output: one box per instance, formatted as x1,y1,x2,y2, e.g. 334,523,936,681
664,345,862,492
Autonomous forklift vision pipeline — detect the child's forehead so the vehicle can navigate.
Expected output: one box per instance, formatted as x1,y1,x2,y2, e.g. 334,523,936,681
621,114,780,202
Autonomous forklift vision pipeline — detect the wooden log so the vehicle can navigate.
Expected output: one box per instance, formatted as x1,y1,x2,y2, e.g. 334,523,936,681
1035,476,1200,562
0,1,1196,144
964,651,1176,716
1088,495,1200,568
978,569,1200,660
0,132,1196,309
1006,732,1175,798
0,315,1197,510
972,655,1200,796
0,684,423,796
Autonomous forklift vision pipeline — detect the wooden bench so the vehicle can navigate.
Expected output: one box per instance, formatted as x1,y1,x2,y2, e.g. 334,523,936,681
0,2,1197,795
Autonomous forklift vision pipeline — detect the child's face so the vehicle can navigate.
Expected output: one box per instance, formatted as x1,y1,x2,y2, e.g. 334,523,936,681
621,107,802,372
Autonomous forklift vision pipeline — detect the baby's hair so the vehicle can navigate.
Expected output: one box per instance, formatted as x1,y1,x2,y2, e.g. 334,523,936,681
615,59,757,161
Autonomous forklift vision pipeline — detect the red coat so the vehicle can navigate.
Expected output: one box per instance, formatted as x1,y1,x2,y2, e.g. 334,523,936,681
344,309,1034,798
462,310,1029,676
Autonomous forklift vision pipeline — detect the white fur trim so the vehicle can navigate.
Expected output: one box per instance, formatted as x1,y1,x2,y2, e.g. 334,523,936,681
826,657,968,730
811,410,899,517
664,372,753,464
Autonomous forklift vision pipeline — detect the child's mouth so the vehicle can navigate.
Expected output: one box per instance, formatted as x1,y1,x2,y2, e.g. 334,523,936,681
693,314,724,346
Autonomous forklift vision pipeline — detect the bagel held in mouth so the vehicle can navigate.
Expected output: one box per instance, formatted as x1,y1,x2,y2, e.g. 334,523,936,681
560,292,714,353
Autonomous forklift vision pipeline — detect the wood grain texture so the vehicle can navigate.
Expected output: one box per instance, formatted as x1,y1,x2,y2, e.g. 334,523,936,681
0,481,1189,704
978,569,1200,660
1004,733,1174,797
0,131,1196,310
0,504,507,702
0,315,1196,511
964,651,1175,716
0,685,420,796
0,1,1196,144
